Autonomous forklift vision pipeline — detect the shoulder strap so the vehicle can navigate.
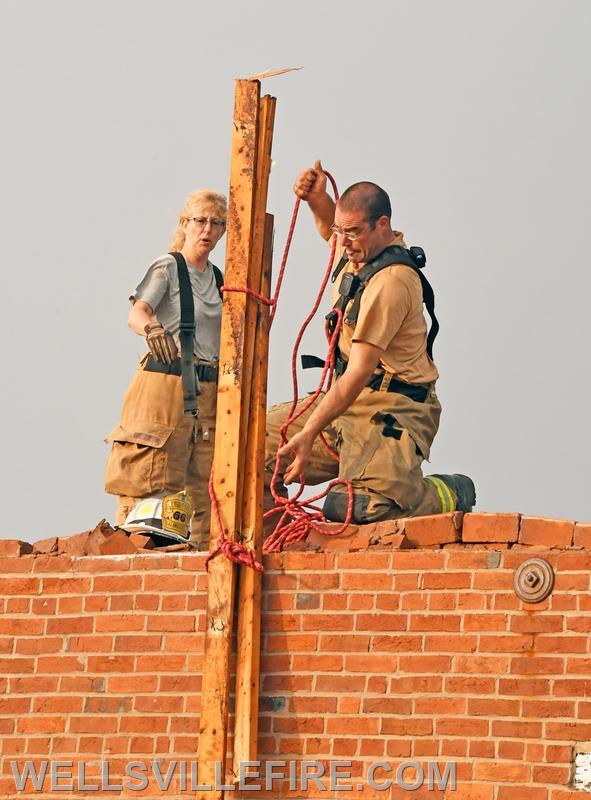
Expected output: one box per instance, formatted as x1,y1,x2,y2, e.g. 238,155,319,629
211,264,224,297
343,245,439,359
331,254,349,283
169,252,200,416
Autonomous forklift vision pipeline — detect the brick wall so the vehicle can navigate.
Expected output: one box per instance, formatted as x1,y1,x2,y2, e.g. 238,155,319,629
0,535,590,799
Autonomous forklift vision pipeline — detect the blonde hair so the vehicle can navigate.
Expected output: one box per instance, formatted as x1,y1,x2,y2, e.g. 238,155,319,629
169,188,228,251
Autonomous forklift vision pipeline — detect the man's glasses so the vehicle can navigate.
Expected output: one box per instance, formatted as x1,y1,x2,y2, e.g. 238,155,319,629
191,216,226,230
330,223,371,241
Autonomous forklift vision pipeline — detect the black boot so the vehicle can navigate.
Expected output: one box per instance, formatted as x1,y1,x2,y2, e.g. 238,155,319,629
428,474,476,512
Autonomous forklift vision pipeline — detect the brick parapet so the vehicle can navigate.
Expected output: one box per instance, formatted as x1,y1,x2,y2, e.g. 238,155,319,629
0,541,589,798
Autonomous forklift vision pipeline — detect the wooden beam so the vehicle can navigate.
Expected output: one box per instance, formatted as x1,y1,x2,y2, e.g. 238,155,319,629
233,212,275,774
198,78,261,799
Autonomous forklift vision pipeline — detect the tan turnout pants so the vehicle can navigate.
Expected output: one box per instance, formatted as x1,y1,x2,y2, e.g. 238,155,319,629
265,384,455,523
104,357,216,549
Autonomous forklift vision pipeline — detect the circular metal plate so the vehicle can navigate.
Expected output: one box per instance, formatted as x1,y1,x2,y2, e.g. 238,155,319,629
514,557,555,603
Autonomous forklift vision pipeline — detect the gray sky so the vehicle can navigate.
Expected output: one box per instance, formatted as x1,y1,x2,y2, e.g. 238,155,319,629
1,0,590,540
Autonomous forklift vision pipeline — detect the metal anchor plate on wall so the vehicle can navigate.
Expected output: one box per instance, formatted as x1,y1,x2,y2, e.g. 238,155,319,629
514,557,555,603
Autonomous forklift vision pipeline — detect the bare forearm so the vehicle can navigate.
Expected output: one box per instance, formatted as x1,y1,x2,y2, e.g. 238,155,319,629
303,372,368,437
307,193,336,240
128,302,154,336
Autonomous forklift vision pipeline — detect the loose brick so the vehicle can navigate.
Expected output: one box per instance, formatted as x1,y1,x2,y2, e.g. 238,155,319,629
462,512,520,543
400,513,460,547
519,516,574,548
32,537,58,554
0,540,33,557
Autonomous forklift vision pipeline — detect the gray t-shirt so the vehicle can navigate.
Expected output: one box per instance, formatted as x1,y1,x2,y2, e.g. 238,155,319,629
131,254,222,361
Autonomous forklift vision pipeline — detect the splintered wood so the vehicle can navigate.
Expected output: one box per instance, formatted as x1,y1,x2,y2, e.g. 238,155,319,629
198,80,275,799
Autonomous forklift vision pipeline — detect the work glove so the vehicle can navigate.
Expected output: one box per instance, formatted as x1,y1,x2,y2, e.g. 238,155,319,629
144,322,179,364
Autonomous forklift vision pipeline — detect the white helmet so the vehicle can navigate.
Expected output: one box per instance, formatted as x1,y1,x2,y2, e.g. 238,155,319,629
120,492,193,545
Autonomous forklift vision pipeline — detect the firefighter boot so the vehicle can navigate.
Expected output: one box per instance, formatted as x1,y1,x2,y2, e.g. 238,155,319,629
426,474,476,513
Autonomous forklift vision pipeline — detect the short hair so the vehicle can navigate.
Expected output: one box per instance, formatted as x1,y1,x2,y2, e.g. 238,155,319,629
338,181,392,224
169,188,227,250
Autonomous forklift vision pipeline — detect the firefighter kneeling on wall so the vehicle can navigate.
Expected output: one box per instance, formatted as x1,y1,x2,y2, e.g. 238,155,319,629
104,188,227,550
265,162,475,523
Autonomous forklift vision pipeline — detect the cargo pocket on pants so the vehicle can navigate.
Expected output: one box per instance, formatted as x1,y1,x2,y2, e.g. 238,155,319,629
104,422,173,497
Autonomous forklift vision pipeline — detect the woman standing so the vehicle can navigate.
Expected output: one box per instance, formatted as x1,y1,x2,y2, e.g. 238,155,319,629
105,188,227,550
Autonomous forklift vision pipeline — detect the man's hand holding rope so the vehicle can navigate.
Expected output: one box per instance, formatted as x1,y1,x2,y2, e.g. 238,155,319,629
278,340,384,484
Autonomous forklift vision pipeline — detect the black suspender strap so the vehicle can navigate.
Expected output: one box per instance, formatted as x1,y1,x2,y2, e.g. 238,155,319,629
212,264,224,297
170,252,201,417
334,245,440,360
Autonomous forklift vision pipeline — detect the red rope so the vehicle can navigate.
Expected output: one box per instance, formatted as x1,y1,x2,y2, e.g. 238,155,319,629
205,468,264,572
221,285,275,306
262,171,355,553
208,169,355,567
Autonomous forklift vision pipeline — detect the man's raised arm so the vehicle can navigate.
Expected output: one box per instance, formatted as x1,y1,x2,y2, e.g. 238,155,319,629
293,159,335,241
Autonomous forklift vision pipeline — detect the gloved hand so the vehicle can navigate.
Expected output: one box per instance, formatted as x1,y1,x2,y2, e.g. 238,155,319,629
144,322,179,364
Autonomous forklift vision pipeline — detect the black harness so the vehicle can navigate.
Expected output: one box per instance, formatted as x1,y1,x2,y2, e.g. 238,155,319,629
169,252,223,417
302,244,438,403
328,244,438,359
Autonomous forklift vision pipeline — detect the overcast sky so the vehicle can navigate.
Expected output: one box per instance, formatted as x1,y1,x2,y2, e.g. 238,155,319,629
1,0,589,540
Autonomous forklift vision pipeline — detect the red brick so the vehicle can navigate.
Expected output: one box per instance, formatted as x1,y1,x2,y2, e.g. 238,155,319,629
392,550,446,570
355,613,407,631
89,528,138,556
363,697,413,714
0,540,33,557
511,656,564,674
409,614,460,632
463,613,508,631
425,634,477,652
437,717,489,736
346,654,397,672
391,675,442,693
499,678,550,696
58,531,94,556
492,720,542,737
445,676,495,694
316,674,364,692
462,512,520,543
0,577,39,595
301,613,352,631
18,716,66,733
467,698,518,716
266,633,316,652
96,615,146,632
523,699,575,717
510,615,564,634
14,637,63,654
306,524,373,551
547,721,591,739
497,789,547,800
399,655,452,673
280,552,335,570
371,634,422,652
341,573,392,591
574,522,591,548
519,516,574,548
455,655,510,673
129,533,155,550
381,717,432,736
93,575,143,592
33,554,74,572
32,537,58,554
423,571,472,589
291,654,342,672
400,513,460,546
336,552,392,570
320,634,369,652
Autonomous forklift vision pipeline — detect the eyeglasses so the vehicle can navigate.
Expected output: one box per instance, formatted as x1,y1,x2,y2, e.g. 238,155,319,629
190,216,226,230
330,223,372,241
